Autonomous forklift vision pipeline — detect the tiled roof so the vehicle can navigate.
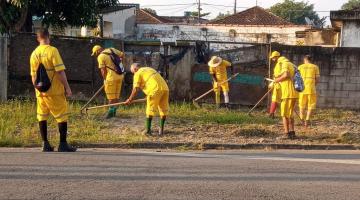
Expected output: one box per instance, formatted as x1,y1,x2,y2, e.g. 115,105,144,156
209,6,293,26
136,9,172,24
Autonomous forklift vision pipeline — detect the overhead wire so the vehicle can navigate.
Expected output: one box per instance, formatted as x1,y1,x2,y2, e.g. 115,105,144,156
142,3,332,14
142,3,196,7
160,4,197,15
144,3,196,12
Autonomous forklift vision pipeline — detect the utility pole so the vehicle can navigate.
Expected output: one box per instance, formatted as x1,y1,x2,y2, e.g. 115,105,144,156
197,0,201,24
234,0,237,14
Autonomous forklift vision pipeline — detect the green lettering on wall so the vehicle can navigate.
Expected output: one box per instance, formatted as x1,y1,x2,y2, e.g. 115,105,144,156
193,72,264,86
103,40,114,48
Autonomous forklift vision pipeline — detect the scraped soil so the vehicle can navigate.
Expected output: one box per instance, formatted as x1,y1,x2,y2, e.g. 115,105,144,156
104,111,360,145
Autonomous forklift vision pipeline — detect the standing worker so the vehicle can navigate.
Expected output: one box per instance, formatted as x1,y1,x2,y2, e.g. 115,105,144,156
298,55,320,127
30,29,76,152
268,51,288,118
208,56,233,108
91,45,125,118
125,63,169,136
272,54,299,139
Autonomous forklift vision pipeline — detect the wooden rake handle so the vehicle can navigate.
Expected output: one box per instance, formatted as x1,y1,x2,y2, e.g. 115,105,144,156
85,98,147,112
193,73,240,102
247,88,273,115
80,85,105,113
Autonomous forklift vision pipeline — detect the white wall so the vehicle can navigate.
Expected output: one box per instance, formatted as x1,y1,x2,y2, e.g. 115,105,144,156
341,21,360,47
103,7,136,39
137,24,309,46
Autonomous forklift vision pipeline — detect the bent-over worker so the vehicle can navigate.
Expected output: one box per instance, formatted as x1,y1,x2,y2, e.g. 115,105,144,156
125,63,169,136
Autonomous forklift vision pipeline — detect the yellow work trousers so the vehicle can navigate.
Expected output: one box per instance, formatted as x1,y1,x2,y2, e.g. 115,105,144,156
37,94,68,123
146,90,169,117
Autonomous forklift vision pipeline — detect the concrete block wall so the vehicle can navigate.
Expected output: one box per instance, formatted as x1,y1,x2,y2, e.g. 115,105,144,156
273,44,360,109
0,36,8,101
8,33,192,100
8,33,123,99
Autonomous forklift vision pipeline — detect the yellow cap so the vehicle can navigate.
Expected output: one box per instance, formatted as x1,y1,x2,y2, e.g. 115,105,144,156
269,51,281,59
208,56,223,68
91,45,102,56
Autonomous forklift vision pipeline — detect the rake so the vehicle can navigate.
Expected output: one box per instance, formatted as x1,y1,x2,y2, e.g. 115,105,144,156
80,85,104,114
85,98,147,114
192,73,240,108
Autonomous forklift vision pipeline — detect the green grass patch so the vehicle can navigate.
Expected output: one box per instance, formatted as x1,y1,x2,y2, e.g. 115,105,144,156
4,99,358,147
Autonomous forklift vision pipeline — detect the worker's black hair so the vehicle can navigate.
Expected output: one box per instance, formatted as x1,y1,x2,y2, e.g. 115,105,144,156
304,55,312,62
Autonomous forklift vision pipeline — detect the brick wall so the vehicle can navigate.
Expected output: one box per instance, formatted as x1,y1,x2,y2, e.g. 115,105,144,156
273,44,360,109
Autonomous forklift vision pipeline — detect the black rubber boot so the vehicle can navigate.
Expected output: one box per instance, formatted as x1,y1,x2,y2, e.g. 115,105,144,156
39,121,53,152
58,122,77,152
58,142,77,152
288,131,296,139
42,141,54,152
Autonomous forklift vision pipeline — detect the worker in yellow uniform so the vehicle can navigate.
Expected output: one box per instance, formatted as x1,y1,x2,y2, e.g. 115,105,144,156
298,55,320,127
269,51,288,118
208,56,233,108
30,29,76,152
272,53,299,139
91,45,125,118
125,63,169,135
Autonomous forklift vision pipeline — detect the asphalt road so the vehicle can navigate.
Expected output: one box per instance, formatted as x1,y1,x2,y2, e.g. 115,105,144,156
0,149,360,200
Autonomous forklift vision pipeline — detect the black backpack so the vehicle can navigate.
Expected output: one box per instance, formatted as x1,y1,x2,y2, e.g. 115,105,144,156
34,52,54,92
102,49,125,75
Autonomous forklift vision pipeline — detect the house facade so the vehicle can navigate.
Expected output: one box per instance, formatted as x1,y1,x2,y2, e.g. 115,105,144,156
33,4,139,39
136,7,309,46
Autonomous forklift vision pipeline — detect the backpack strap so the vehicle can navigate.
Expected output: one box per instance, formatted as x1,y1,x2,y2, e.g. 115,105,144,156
100,49,121,73
35,46,56,83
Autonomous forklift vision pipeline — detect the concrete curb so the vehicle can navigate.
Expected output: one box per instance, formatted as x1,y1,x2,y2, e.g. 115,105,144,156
76,142,360,150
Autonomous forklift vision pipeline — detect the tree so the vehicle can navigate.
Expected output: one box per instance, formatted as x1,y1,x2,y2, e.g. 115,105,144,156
341,0,360,10
143,8,157,15
212,12,231,21
269,0,320,25
189,11,210,18
0,0,118,34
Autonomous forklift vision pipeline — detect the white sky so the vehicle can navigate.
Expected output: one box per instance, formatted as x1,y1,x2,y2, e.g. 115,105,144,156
120,0,347,22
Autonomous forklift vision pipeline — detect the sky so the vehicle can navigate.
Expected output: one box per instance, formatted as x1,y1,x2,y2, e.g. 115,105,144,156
120,0,348,23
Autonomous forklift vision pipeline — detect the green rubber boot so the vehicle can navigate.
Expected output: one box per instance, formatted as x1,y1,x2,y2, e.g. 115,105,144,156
106,107,116,119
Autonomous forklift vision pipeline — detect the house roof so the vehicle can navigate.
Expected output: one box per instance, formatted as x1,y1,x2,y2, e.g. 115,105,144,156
136,9,172,24
160,16,208,24
209,6,293,26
